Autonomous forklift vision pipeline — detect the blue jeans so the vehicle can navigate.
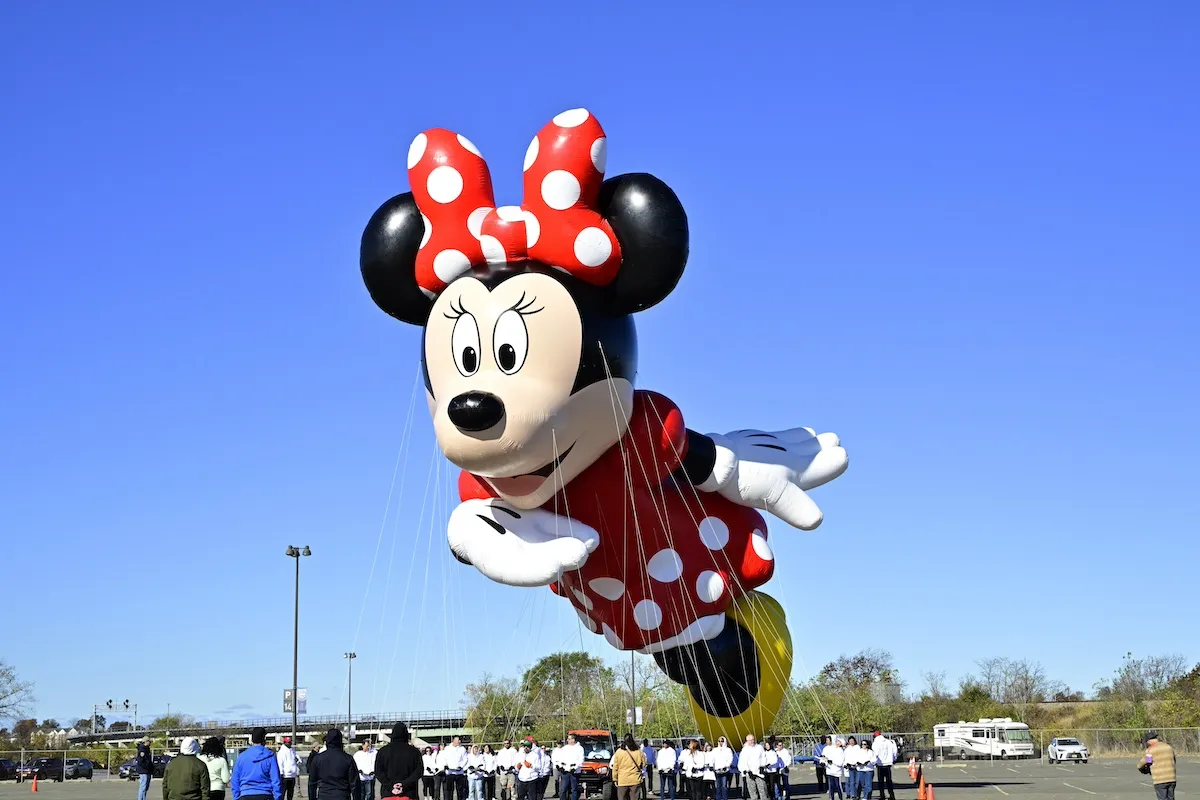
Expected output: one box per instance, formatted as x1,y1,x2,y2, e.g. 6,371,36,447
470,776,486,800
855,772,871,799
827,775,843,800
779,773,789,800
715,774,728,800
659,773,676,800
138,774,152,800
559,773,579,800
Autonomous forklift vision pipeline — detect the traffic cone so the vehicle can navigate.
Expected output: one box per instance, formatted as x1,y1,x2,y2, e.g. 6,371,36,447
30,776,37,793
916,774,926,800
926,784,935,800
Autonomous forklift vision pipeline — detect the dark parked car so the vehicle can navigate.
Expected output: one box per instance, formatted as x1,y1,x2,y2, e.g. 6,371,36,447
0,759,16,781
123,754,172,780
118,758,138,780
65,758,94,779
19,758,64,782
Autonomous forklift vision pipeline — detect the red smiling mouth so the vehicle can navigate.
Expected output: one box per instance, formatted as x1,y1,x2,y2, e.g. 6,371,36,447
487,444,575,497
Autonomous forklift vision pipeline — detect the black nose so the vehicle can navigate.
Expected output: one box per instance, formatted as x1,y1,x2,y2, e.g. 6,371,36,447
446,391,505,432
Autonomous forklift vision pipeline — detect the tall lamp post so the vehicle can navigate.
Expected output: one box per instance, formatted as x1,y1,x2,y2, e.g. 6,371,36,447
344,652,357,742
286,545,312,744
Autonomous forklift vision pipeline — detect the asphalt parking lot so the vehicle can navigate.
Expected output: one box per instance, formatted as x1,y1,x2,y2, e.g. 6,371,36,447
0,761,1192,800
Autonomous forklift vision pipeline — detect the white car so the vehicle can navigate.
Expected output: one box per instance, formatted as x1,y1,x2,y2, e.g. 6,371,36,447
1047,737,1089,764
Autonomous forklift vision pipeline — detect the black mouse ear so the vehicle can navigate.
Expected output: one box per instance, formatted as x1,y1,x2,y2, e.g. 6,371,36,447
360,192,433,326
597,173,688,315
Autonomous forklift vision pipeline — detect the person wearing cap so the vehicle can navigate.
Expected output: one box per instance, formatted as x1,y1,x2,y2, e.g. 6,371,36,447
309,729,360,800
1138,732,1177,799
232,727,284,800
279,737,301,800
136,736,156,800
377,723,423,800
819,739,844,800
165,737,212,800
495,740,518,800
515,742,539,800
868,733,896,800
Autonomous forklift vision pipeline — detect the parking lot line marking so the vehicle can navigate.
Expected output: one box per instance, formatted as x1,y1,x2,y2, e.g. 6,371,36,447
991,784,1010,796
960,768,969,775
1063,783,1096,795
1056,766,1074,772
1006,767,1019,773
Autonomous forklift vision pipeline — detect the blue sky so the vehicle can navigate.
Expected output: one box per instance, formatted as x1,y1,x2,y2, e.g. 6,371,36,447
2,1,1198,728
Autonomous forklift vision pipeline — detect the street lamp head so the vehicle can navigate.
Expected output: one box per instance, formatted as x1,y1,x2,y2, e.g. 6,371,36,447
302,546,312,557
285,546,298,557
345,652,357,659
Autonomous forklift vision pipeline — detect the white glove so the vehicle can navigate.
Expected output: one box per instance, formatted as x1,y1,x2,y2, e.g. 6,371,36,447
704,427,848,530
447,499,599,587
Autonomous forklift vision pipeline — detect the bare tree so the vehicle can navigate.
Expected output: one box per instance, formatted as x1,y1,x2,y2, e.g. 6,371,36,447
0,661,34,721
975,657,1007,701
1004,659,1052,720
921,670,949,699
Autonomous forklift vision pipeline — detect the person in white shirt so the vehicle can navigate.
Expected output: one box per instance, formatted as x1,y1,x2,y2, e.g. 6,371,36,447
678,740,705,800
656,741,679,800
466,745,487,800
869,733,897,800
821,739,845,800
515,743,539,800
700,744,716,799
549,742,564,799
760,739,781,800
558,734,585,800
495,741,518,800
354,741,378,800
533,741,552,800
439,737,469,800
738,736,767,800
852,743,876,800
278,737,300,800
773,742,790,800
422,748,440,800
841,739,864,800
710,737,733,800
481,745,497,800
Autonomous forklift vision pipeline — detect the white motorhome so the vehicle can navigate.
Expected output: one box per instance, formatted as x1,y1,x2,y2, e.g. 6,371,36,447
933,718,1035,759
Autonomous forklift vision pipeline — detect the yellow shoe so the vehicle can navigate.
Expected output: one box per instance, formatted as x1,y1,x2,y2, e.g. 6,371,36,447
687,591,793,744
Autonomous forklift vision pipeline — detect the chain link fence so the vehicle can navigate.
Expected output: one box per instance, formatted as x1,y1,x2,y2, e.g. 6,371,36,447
1,746,147,781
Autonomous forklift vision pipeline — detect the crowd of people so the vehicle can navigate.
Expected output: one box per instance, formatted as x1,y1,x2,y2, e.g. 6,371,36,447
150,727,900,800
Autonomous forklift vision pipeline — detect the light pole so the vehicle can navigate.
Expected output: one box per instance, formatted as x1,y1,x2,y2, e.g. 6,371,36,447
286,545,312,744
344,652,357,742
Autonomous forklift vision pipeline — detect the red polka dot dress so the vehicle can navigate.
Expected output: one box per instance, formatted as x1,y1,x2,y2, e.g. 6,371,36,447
458,391,776,652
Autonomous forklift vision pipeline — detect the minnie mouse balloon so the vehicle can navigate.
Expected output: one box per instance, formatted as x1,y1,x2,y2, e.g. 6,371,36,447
360,109,849,744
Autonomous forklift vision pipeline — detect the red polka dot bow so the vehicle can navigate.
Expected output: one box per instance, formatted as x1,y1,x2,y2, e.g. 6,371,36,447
406,108,621,297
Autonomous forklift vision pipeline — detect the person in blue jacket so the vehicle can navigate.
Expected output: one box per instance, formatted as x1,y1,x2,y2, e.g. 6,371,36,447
232,727,283,800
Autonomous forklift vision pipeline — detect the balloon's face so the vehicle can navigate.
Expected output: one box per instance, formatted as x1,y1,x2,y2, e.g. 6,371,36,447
424,268,635,510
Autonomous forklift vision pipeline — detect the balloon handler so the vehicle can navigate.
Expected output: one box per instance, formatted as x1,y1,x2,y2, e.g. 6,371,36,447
359,108,849,743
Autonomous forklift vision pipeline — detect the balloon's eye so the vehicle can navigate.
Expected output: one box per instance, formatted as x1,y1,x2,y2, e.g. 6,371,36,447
493,310,529,375
451,313,481,377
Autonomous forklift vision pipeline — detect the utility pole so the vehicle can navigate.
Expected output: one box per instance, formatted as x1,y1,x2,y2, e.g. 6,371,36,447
344,652,357,742
630,651,636,737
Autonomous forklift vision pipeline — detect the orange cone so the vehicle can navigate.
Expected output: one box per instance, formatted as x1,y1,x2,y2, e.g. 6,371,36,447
926,784,935,800
30,776,37,793
917,774,926,800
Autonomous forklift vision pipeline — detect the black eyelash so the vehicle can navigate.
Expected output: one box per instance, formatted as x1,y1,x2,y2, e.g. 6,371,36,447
443,297,469,320
510,292,543,315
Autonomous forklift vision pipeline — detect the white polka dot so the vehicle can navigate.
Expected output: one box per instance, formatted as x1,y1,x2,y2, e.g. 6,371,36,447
523,211,541,247
479,234,506,265
467,206,493,238
496,205,524,222
432,249,471,284
751,531,773,561
427,165,463,204
647,549,683,582
541,170,581,211
407,133,427,169
602,623,623,650
572,589,593,610
633,599,663,631
588,577,625,601
456,134,481,157
590,137,607,173
552,108,590,128
523,136,540,172
419,214,431,249
419,286,437,300
695,571,725,604
573,227,612,267
698,516,730,550
576,607,598,633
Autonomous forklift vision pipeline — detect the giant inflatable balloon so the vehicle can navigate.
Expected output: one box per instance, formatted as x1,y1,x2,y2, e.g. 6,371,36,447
360,108,848,743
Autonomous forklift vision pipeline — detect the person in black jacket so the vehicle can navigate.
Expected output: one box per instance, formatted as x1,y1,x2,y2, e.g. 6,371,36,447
310,729,360,800
137,737,155,800
376,723,424,799
307,746,322,800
